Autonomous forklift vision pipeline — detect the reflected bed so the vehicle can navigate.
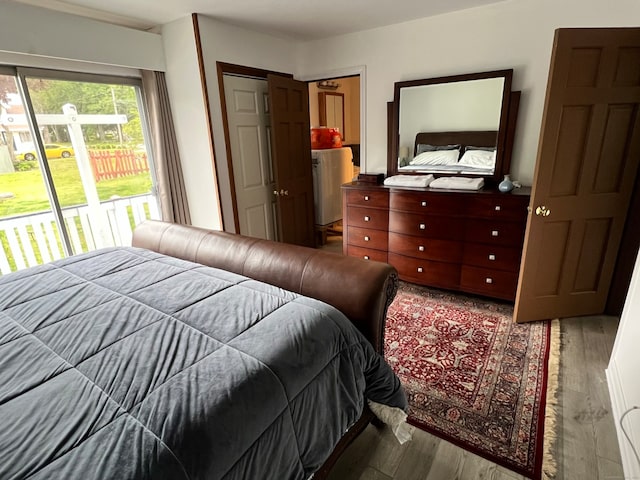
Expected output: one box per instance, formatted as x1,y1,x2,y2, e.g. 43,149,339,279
398,130,498,176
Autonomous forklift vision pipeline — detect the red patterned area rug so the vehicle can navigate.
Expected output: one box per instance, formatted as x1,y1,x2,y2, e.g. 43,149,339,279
385,283,559,479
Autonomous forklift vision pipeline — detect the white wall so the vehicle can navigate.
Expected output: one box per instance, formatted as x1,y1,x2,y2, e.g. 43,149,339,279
607,250,640,479
161,16,222,230
0,1,164,71
295,0,640,184
195,15,298,232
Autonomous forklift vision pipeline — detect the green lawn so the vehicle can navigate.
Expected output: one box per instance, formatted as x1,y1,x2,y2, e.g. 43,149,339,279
0,157,152,218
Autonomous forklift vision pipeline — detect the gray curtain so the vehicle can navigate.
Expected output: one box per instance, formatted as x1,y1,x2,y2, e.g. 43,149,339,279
141,70,191,225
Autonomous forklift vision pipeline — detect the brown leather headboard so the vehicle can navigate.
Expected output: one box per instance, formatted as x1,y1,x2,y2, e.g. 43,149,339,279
132,220,398,353
414,130,497,155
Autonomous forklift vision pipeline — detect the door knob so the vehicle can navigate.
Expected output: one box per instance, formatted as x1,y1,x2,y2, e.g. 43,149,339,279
535,205,551,217
273,190,279,196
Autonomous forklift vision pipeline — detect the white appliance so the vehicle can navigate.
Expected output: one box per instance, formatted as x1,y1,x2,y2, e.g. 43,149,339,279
312,147,353,226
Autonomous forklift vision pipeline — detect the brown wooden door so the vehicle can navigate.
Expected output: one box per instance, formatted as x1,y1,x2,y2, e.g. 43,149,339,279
514,27,640,323
267,74,316,247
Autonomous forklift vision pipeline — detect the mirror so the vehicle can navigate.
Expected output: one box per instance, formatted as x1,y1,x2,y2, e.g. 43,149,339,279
319,92,345,140
388,70,515,182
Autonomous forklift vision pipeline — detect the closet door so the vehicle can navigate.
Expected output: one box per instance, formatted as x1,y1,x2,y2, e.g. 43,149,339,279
514,28,640,322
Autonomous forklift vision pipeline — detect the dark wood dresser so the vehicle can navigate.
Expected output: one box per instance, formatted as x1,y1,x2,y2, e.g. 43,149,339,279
342,182,530,301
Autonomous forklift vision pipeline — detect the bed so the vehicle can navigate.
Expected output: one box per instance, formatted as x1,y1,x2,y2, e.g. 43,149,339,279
399,130,498,175
0,220,406,480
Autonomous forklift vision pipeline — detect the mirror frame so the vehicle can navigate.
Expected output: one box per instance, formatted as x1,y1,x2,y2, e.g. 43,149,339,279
387,69,516,183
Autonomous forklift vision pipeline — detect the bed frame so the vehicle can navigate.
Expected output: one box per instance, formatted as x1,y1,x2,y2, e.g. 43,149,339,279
132,220,399,478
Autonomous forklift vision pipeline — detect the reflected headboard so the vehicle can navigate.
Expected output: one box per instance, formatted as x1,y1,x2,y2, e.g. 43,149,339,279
414,130,498,156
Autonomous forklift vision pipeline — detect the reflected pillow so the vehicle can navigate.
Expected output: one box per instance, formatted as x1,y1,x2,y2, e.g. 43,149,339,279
464,145,496,152
410,149,460,166
458,149,496,168
416,143,461,155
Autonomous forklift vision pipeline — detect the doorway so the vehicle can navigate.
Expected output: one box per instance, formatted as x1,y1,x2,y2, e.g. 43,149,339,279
308,75,361,253
218,62,362,250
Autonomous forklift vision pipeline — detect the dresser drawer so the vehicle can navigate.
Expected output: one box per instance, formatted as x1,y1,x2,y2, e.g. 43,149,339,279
345,189,389,208
460,266,519,301
389,211,461,240
465,219,526,247
463,243,522,272
347,245,388,263
467,194,529,221
346,226,389,250
388,253,460,289
346,206,389,230
389,232,463,263
390,190,465,215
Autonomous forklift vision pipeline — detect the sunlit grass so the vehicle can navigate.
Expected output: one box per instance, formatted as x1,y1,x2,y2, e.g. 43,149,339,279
0,157,152,218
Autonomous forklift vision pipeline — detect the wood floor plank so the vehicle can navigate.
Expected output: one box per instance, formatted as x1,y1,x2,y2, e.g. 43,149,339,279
357,466,393,480
495,465,527,479
423,440,467,480
596,455,625,480
390,427,440,480
327,425,383,479
577,316,624,467
560,318,589,394
365,424,409,476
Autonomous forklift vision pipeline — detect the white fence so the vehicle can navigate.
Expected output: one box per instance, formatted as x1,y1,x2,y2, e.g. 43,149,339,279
0,193,160,275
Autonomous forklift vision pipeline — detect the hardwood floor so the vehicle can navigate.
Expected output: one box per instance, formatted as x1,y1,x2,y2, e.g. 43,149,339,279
317,240,625,480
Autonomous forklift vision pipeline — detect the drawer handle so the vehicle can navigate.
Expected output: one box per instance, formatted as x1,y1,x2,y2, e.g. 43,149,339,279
485,277,493,284
419,223,426,230
417,267,423,273
364,195,370,201
495,205,501,211
364,236,370,241
364,255,370,260
364,216,370,222
418,245,425,252
491,230,499,237
488,254,496,261
421,201,427,207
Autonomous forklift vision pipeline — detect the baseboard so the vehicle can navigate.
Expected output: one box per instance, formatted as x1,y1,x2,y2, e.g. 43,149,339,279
606,359,640,479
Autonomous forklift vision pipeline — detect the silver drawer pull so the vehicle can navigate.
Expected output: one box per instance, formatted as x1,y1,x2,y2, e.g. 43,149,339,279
417,267,423,273
364,216,370,222
419,223,426,230
364,236,370,241
421,201,427,207
418,245,425,252
491,230,499,237
364,255,369,260
364,195,370,201
488,254,496,261
495,205,501,211
485,277,493,284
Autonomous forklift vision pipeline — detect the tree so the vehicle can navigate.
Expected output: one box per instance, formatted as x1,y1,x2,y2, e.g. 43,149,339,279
27,79,144,145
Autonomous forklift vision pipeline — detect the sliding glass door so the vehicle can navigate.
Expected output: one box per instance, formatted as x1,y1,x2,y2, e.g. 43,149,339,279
0,68,160,273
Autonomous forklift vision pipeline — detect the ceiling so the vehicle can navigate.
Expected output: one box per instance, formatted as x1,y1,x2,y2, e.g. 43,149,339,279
10,0,507,40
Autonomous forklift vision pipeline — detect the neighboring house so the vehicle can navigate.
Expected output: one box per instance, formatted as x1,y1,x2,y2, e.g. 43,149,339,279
1,0,639,476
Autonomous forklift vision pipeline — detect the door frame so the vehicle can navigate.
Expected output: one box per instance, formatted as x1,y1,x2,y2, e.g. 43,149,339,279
216,62,292,233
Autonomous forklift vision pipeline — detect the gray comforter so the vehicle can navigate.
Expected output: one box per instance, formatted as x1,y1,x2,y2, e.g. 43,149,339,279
0,247,405,479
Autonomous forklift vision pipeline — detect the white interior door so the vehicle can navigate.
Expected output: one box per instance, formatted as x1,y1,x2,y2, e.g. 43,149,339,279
223,75,277,240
